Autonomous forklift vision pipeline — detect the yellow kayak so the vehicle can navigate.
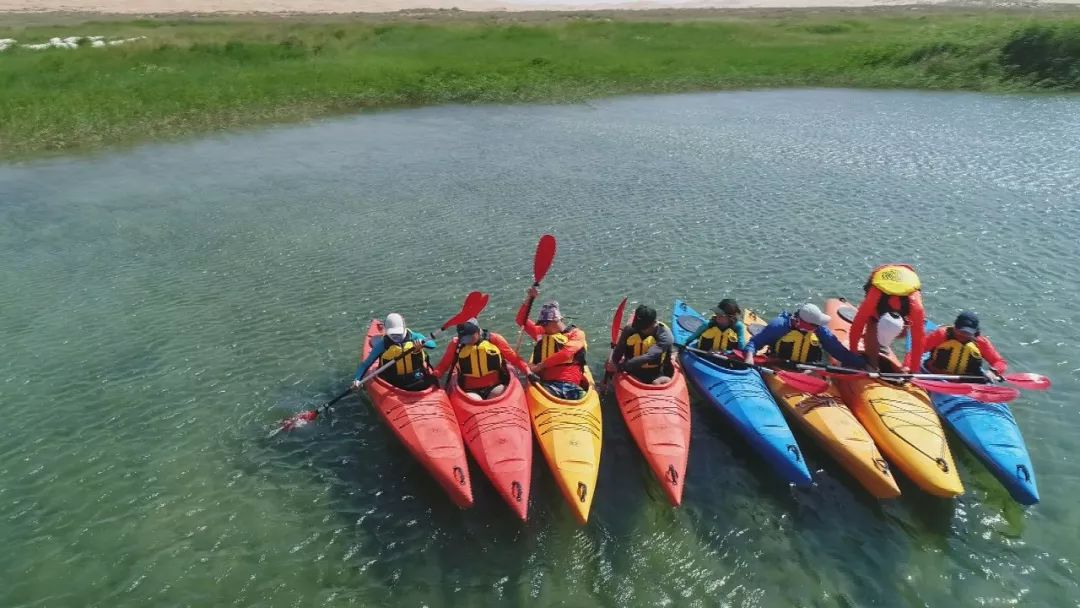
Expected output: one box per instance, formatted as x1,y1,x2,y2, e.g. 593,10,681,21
527,368,602,524
824,298,963,498
745,310,900,498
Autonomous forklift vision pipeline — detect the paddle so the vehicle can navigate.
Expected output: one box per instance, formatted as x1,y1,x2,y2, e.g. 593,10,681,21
792,362,1021,403
514,234,558,352
271,291,491,436
601,296,629,393
685,346,830,394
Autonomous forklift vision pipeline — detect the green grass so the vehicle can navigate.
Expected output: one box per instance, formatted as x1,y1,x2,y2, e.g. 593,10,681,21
2,10,1079,158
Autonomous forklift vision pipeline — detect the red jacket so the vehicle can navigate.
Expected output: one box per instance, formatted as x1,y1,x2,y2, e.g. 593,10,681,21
431,331,526,384
924,326,1007,374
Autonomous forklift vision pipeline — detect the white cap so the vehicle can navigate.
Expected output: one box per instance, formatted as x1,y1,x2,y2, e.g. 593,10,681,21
384,313,406,338
795,303,831,326
877,311,905,344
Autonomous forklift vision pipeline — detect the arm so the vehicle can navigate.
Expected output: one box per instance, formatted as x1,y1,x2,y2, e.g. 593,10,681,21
354,340,385,381
536,329,586,369
976,336,1008,374
684,321,708,347
922,327,947,355
848,294,876,352
489,332,527,371
431,336,460,379
902,292,926,371
622,325,674,371
733,320,747,350
818,327,867,369
863,319,881,367
745,318,786,356
610,327,631,364
515,298,542,340
409,330,436,350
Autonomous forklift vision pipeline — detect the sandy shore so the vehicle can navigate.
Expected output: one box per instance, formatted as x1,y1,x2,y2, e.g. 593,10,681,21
3,0,1078,14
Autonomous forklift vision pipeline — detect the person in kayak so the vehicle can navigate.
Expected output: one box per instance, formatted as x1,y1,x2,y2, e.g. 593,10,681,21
353,313,436,391
744,303,866,369
682,298,746,352
924,311,1008,381
431,318,528,400
848,263,926,372
516,287,590,400
606,305,675,385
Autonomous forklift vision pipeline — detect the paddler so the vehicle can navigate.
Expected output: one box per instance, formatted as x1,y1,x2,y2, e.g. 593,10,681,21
924,311,1008,382
516,287,590,400
848,263,926,371
431,318,528,400
353,313,436,391
606,305,675,385
681,298,746,352
744,303,866,369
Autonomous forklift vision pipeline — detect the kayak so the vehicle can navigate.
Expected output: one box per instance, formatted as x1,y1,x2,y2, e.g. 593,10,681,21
823,298,963,498
745,309,901,499
449,371,533,519
919,320,1039,505
362,319,474,508
672,300,813,487
527,367,603,524
613,364,692,506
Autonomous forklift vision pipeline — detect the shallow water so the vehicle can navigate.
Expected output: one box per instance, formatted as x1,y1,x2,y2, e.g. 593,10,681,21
2,89,1078,607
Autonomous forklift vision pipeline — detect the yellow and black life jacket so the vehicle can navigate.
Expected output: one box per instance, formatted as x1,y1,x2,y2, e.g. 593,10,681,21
626,321,671,370
531,326,587,367
929,327,983,375
380,332,428,382
696,318,740,352
456,331,505,386
772,327,823,364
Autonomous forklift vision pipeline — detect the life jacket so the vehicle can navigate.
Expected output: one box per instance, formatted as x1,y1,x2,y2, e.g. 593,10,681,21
772,325,823,364
696,318,740,352
379,332,428,383
929,327,984,375
531,325,587,368
455,331,505,389
626,321,671,370
866,264,921,297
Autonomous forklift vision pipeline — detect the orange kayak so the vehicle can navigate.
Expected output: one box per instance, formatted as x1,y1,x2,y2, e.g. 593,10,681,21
362,319,473,508
823,299,963,498
613,366,692,506
448,373,533,520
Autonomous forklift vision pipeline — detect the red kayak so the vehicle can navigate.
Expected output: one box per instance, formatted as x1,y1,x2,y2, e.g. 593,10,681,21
449,372,533,520
362,319,473,508
613,365,692,506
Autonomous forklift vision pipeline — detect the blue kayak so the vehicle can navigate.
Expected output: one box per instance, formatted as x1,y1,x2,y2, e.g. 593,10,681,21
918,320,1039,505
673,300,813,487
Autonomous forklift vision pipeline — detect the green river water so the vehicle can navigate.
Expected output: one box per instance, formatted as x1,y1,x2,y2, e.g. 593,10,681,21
2,89,1078,607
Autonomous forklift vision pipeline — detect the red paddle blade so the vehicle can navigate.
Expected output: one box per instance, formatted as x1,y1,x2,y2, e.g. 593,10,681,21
970,385,1021,403
1006,373,1051,391
442,291,490,330
776,370,829,394
533,234,557,285
610,297,628,346
276,409,319,433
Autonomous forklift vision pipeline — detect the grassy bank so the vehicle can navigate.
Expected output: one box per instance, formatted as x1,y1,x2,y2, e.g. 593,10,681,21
2,9,1079,158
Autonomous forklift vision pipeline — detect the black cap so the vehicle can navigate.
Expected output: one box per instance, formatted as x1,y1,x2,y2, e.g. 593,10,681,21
632,305,657,330
456,319,481,336
954,311,979,334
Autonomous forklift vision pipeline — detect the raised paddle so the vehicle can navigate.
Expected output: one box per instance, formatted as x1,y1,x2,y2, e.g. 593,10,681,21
601,296,629,393
271,291,491,436
792,362,1021,403
514,234,558,352
685,346,830,394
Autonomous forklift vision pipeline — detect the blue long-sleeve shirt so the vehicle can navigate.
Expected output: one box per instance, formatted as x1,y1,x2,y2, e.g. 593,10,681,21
354,330,436,381
746,312,865,368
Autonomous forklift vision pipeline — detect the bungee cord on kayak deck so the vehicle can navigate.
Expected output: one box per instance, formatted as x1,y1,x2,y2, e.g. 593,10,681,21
268,236,1052,519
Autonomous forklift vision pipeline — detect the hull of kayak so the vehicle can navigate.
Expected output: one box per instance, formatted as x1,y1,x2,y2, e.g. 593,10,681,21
613,365,692,506
362,320,474,508
449,373,534,519
527,368,603,524
919,321,1038,505
746,307,899,499
824,299,963,498
673,300,813,487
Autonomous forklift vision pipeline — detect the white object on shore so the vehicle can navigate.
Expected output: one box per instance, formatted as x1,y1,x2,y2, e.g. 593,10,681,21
0,34,145,52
